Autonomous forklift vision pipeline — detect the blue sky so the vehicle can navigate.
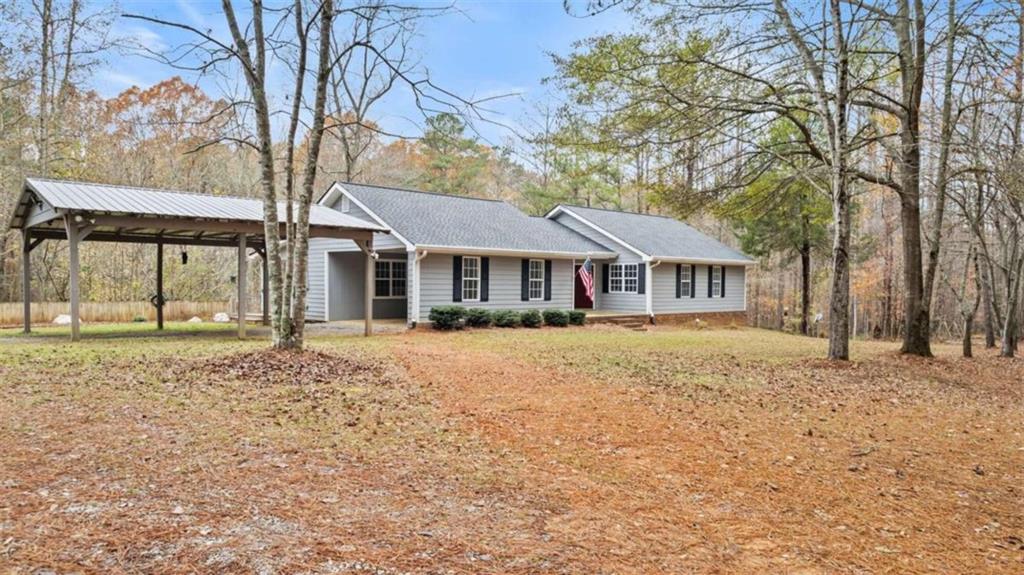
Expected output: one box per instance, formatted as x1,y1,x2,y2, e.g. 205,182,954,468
103,0,631,146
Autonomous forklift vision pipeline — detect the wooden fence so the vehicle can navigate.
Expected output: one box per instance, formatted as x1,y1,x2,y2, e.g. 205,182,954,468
0,301,231,327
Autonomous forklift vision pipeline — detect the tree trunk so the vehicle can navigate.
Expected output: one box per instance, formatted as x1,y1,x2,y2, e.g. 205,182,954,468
982,270,997,348
827,0,851,360
286,0,334,350
280,0,308,348
800,238,811,336
895,0,932,357
1001,254,1023,358
963,314,973,358
776,260,785,330
923,0,957,325
38,0,52,174
222,0,285,347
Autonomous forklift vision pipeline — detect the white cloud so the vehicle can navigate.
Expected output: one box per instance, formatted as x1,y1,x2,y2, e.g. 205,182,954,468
121,24,168,53
98,69,148,93
175,0,207,29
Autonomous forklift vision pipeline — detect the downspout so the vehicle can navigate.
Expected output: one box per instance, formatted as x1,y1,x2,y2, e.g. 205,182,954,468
647,259,661,323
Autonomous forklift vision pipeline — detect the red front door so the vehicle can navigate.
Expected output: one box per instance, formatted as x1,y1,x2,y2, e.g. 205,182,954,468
574,264,594,309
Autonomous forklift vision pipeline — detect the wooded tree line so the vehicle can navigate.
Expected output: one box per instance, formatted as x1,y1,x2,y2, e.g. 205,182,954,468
535,0,1024,359
1,0,1023,358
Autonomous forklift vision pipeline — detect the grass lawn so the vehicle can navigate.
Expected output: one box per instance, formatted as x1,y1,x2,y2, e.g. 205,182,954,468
0,324,1021,574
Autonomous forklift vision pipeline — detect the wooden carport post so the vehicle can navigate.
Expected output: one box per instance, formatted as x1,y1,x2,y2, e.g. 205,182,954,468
22,228,32,333
65,216,80,342
261,249,270,326
237,234,247,338
156,240,164,330
358,238,375,337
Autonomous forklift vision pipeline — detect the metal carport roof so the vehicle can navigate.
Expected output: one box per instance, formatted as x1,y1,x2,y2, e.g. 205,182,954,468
9,177,387,247
8,178,387,341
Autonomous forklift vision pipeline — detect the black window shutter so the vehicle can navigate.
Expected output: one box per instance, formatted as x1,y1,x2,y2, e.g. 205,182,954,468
521,259,529,301
602,263,610,293
720,266,726,297
637,264,646,294
675,264,681,298
453,256,463,302
690,264,696,298
707,265,713,298
544,259,552,301
481,257,490,302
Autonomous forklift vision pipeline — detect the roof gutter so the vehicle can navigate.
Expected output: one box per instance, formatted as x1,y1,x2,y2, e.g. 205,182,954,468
413,244,618,260
652,256,757,267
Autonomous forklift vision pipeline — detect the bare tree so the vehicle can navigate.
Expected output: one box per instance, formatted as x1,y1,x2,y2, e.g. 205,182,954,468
324,2,417,183
126,0,484,349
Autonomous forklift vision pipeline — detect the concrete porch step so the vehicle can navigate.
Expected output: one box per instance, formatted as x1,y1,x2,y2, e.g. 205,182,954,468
586,314,650,331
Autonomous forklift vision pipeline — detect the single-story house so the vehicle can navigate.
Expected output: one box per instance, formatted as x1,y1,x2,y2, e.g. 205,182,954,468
310,182,754,326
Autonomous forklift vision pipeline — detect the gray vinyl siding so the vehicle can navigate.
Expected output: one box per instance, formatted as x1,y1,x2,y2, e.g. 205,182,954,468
326,251,407,321
325,193,406,250
308,238,408,321
551,212,636,258
307,238,354,320
418,254,574,318
553,212,647,314
594,262,647,313
653,264,746,313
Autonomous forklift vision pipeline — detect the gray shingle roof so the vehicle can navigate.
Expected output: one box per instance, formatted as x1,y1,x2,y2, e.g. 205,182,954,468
554,204,754,263
12,178,386,232
339,183,615,256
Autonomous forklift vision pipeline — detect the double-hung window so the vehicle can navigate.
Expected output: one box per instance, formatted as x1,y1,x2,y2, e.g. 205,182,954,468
375,260,407,298
462,256,481,302
609,263,639,294
680,265,692,297
528,259,545,300
712,265,722,297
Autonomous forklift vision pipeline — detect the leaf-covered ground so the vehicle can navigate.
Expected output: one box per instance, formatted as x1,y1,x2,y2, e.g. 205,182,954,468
0,325,1021,573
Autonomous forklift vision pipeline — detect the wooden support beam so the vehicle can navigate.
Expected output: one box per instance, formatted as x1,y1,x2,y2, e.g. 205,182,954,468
22,228,31,334
362,238,375,337
156,241,164,330
261,250,270,326
81,214,375,241
238,233,247,338
65,217,80,342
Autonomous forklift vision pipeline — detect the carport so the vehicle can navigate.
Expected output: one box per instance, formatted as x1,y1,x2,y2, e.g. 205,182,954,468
8,178,387,341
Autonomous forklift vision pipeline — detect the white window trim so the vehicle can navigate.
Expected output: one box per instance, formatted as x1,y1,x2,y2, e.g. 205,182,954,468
340,196,351,213
374,259,407,300
528,259,545,301
680,265,692,297
712,266,722,298
609,263,639,294
462,256,481,303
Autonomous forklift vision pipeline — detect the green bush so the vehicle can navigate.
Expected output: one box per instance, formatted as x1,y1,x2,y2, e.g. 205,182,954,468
520,309,542,328
132,315,147,323
492,309,520,328
464,308,493,328
568,310,586,326
428,305,465,330
542,309,570,327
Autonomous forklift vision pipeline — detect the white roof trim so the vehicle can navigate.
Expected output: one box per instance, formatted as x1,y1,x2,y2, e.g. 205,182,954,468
415,244,618,260
545,205,649,259
653,256,757,267
319,182,413,250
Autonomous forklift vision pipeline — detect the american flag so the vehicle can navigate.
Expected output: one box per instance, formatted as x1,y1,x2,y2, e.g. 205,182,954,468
578,257,595,302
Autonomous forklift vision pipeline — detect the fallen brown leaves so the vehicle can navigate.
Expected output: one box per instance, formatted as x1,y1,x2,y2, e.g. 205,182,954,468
189,348,395,389
1,329,1022,574
396,328,1024,574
